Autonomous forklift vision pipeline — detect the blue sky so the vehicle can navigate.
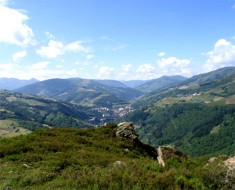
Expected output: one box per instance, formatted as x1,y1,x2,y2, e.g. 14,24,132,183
0,0,235,80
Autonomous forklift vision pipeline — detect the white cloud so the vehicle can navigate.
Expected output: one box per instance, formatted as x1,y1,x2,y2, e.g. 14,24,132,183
37,40,90,58
157,57,192,76
65,41,90,53
97,66,114,79
122,64,132,72
31,61,50,70
12,50,27,62
0,5,34,47
36,40,64,58
158,51,166,57
203,39,235,72
44,31,55,39
137,64,155,73
0,0,8,5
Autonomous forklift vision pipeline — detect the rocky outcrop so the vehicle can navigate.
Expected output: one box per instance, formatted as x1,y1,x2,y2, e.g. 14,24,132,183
116,122,138,140
116,122,186,165
158,146,187,166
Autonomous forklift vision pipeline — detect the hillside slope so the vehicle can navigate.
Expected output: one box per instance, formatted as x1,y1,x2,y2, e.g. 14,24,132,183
136,75,187,93
121,67,235,156
1,124,233,189
0,90,96,133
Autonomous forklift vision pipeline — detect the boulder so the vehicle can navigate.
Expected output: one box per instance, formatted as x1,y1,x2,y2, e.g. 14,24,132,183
116,122,138,140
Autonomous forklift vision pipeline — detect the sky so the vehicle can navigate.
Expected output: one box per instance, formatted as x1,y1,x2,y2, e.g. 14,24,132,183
0,0,235,81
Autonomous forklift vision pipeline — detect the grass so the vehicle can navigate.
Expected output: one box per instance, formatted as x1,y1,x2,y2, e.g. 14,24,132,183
0,119,31,137
0,124,234,189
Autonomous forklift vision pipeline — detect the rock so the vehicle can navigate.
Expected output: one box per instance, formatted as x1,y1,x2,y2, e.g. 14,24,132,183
116,122,138,140
22,163,30,168
157,146,187,166
223,156,235,170
208,157,218,163
3,187,12,190
116,122,158,159
113,161,126,168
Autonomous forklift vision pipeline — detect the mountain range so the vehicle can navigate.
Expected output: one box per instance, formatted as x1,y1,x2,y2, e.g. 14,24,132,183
1,67,235,157
0,78,38,90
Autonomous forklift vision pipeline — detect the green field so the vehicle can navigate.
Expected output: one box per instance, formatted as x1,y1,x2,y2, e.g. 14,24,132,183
0,120,31,137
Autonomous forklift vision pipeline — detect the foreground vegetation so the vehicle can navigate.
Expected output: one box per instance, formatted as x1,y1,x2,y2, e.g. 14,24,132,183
0,124,234,189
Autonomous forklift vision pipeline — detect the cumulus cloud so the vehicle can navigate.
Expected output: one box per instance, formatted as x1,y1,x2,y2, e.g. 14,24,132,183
203,39,235,72
156,57,192,76
36,40,64,58
65,41,90,53
97,66,114,79
12,50,27,62
137,64,155,73
0,5,34,47
37,40,90,58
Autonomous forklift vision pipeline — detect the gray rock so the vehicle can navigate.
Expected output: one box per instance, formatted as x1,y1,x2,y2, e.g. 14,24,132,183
116,122,138,140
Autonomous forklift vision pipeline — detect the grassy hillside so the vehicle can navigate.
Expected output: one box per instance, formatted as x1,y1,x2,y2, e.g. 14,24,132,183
0,124,234,189
0,90,96,134
132,67,235,109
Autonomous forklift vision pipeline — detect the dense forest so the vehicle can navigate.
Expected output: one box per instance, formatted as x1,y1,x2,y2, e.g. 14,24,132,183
122,103,235,156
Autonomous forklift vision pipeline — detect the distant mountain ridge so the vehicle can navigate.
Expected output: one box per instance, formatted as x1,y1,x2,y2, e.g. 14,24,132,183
15,78,144,107
0,78,38,90
136,75,187,93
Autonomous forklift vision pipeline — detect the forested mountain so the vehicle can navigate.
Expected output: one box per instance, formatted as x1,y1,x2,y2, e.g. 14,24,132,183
0,90,96,135
15,78,143,107
120,67,235,156
0,78,38,90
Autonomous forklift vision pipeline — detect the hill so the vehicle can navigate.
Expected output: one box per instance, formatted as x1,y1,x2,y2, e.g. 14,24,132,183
120,67,235,156
136,75,187,93
132,67,235,108
0,90,96,134
15,78,143,108
0,123,234,189
121,79,150,88
0,78,38,90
